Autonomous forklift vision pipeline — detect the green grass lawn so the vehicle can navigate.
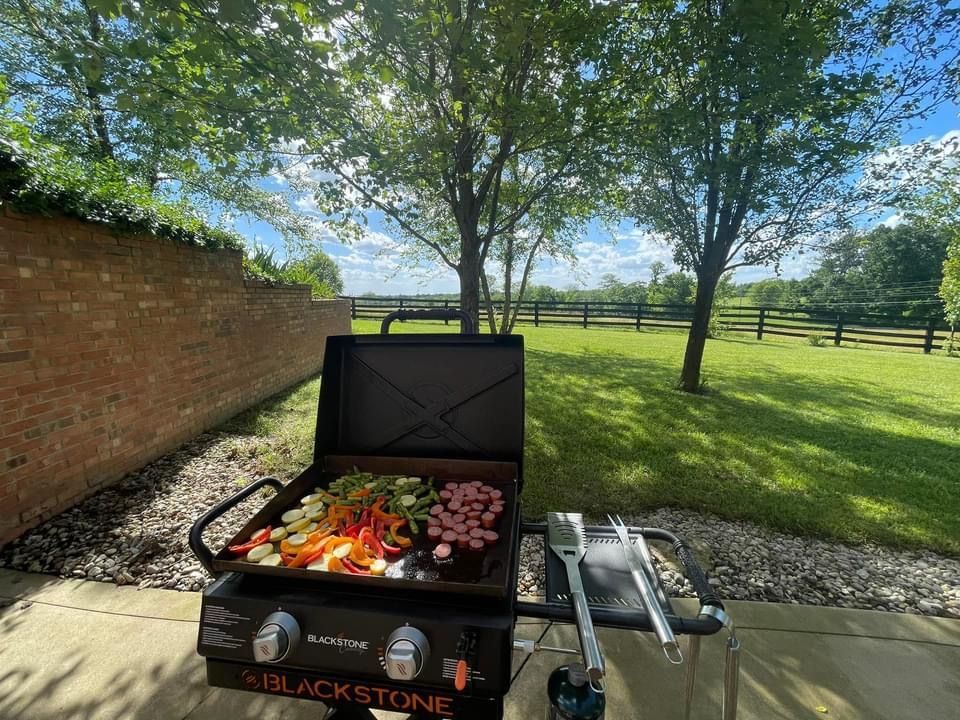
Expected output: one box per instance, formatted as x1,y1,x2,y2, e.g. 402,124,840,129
224,320,960,555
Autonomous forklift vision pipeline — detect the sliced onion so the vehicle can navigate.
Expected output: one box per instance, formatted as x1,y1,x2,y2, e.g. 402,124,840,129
301,493,324,506
245,544,274,563
307,554,331,571
332,543,352,559
281,508,305,524
258,553,283,567
303,522,318,533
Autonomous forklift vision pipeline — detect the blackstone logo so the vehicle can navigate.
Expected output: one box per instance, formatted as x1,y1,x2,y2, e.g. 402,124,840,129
307,633,370,654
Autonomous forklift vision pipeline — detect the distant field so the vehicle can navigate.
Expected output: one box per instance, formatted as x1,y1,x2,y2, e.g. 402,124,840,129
225,320,960,554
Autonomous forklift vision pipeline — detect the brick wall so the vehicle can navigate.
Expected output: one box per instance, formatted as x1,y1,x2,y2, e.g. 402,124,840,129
0,207,351,545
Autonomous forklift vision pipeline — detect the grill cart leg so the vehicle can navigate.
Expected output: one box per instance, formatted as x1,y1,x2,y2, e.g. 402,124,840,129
683,634,701,720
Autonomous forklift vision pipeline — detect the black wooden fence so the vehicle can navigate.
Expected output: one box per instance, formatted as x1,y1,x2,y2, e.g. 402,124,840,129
342,296,953,353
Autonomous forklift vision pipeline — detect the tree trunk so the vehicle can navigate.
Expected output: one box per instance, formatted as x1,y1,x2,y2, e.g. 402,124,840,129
479,269,498,334
679,270,720,393
459,242,482,334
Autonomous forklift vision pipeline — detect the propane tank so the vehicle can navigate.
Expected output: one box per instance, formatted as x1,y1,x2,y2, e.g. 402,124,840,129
546,663,605,720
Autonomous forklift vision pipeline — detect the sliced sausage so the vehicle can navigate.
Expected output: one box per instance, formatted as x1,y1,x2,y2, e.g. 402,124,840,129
469,527,485,539
452,513,466,524
483,531,499,545
447,500,462,512
445,482,459,491
441,530,458,544
480,485,494,493
476,493,490,503
469,538,485,552
453,523,468,534
471,502,485,512
490,504,505,517
434,542,452,559
465,518,481,529
429,504,445,516
457,533,471,549
427,526,444,542
427,516,442,528
489,489,503,500
470,480,483,487
439,490,453,501
481,512,496,529
466,510,482,521
441,516,455,529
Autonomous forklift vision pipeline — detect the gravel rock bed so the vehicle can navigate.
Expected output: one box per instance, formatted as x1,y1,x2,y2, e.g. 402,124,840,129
0,432,272,592
2,437,958,618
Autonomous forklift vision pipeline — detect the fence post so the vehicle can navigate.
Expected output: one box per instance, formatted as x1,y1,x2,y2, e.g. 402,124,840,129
350,296,356,320
923,318,936,354
636,303,642,331
444,299,449,325
756,308,765,340
834,314,844,346
583,303,589,329
534,302,540,327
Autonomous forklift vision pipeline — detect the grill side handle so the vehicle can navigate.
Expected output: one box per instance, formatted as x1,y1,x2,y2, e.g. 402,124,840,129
189,476,284,577
380,308,474,334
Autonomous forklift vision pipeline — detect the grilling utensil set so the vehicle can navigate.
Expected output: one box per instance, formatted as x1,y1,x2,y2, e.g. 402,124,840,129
547,512,684,689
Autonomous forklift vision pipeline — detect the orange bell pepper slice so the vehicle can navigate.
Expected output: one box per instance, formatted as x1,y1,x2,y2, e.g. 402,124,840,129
390,520,412,548
348,487,372,498
288,537,333,569
350,538,375,566
327,556,345,573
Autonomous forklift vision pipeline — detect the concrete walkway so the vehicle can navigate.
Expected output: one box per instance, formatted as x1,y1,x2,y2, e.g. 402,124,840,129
1,569,958,720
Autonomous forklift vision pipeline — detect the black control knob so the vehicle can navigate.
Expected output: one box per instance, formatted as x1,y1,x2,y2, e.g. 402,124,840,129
385,626,430,680
252,611,300,663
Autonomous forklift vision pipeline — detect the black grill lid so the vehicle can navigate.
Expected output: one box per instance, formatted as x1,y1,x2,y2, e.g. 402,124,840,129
314,333,525,489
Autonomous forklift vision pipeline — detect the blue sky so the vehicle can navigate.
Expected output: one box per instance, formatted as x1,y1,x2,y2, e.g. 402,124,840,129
233,101,960,296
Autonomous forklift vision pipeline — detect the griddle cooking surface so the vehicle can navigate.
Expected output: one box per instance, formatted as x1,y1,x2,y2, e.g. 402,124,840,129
545,530,672,613
212,461,519,599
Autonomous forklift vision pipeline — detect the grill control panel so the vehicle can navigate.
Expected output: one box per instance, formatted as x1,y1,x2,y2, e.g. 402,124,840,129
198,575,514,696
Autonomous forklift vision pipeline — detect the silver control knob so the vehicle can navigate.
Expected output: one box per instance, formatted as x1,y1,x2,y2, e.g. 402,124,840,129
253,611,300,663
385,626,430,680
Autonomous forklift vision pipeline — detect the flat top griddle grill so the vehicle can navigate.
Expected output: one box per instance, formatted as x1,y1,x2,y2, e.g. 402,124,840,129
189,308,733,720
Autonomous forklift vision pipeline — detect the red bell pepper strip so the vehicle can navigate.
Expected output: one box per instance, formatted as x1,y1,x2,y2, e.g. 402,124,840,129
342,558,370,575
358,527,384,560
228,526,272,555
380,539,402,556
344,522,364,538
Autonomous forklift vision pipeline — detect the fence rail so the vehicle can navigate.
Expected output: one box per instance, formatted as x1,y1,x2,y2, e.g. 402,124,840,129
342,296,953,354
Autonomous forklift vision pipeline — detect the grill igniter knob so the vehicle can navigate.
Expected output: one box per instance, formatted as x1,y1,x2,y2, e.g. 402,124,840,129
385,626,430,680
253,611,301,663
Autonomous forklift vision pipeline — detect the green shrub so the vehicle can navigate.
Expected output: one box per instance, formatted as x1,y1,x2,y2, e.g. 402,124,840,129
0,113,242,251
807,333,827,347
244,243,336,298
939,333,960,358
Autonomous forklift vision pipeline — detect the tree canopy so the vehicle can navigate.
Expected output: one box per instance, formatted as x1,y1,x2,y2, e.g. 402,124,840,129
611,0,959,390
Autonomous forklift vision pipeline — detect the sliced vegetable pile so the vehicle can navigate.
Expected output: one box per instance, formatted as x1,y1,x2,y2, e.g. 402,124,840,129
227,473,441,575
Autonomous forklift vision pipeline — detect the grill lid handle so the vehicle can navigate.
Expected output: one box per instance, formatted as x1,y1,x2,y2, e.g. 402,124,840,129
380,308,475,335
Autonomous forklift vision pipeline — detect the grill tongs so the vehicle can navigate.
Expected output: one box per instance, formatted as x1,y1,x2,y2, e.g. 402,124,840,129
608,514,684,664
547,512,605,685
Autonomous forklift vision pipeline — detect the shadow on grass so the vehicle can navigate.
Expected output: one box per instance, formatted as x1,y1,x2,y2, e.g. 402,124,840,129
521,347,960,555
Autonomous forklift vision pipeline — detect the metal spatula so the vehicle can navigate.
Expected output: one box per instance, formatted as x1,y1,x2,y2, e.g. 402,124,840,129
547,512,604,682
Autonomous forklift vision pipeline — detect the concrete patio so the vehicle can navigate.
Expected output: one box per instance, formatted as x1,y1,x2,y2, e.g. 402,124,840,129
1,568,958,719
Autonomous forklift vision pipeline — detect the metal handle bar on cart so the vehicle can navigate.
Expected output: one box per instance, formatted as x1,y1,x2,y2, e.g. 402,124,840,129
380,308,474,335
516,521,740,720
189,476,285,577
